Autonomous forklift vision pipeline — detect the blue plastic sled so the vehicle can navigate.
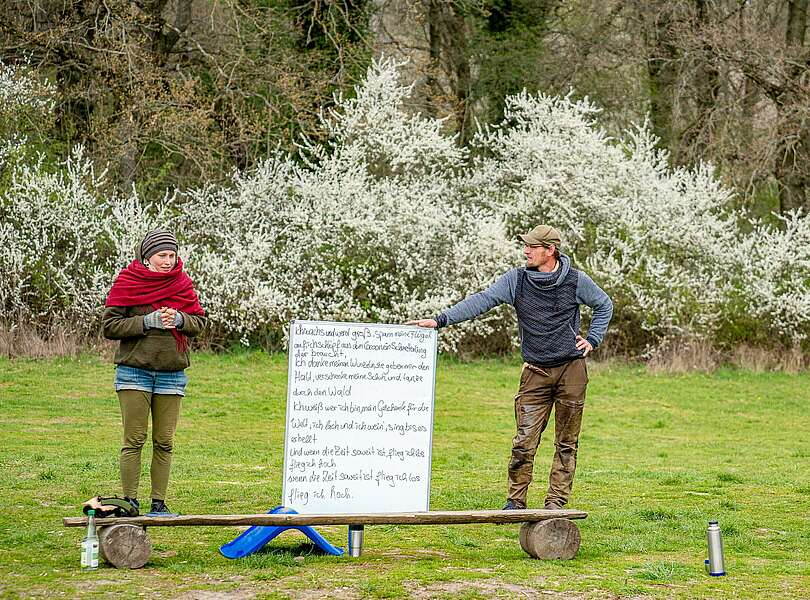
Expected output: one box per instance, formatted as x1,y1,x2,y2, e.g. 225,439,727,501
219,506,344,558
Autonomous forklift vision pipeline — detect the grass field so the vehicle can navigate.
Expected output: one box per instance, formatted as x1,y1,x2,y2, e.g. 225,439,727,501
0,353,808,599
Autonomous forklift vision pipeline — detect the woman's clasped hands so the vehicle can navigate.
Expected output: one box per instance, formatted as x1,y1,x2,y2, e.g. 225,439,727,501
159,307,177,329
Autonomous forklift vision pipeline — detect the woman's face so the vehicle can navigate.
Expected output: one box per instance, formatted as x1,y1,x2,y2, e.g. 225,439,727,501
145,250,177,272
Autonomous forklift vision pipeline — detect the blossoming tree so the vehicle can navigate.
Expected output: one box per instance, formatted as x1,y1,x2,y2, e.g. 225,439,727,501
1,58,808,355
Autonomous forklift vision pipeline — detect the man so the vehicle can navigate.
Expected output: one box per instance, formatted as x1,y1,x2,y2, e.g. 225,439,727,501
409,225,612,510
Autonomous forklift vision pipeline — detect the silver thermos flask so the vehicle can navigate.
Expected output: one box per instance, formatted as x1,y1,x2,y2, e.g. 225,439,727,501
348,524,364,557
706,520,726,576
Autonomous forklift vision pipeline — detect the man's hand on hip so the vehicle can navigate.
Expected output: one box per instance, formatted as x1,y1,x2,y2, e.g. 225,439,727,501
407,319,438,329
575,335,593,357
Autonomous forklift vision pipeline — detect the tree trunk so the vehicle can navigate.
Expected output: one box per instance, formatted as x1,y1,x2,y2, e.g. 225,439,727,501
679,0,720,163
645,2,679,154
786,0,808,46
776,0,809,215
369,0,433,109
152,0,193,63
426,0,472,141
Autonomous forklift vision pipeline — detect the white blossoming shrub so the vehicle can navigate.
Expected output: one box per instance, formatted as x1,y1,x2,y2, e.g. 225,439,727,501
470,94,810,349
0,64,114,327
178,59,516,352
1,58,809,354
1,61,166,328
468,96,743,349
741,212,810,344
0,146,167,328
0,60,54,168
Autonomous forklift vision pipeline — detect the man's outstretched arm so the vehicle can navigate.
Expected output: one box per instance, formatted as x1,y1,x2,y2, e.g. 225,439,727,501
409,269,519,328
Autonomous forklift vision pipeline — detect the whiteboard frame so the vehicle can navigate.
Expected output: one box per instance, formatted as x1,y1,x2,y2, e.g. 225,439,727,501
281,319,438,513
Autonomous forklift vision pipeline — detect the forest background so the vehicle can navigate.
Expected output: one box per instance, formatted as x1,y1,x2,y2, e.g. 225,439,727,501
2,0,810,366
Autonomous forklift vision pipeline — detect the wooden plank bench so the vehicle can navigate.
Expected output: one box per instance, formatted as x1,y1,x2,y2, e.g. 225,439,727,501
63,509,588,568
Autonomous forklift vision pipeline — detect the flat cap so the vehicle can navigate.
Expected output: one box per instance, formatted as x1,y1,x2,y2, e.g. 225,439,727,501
518,224,561,247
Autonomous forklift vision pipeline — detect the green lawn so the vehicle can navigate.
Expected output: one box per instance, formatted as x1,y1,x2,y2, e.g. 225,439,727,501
0,353,808,599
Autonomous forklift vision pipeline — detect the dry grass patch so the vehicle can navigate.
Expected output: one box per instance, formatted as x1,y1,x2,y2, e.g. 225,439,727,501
647,338,808,374
403,579,593,599
646,338,721,374
173,590,257,600
730,343,807,373
0,322,114,359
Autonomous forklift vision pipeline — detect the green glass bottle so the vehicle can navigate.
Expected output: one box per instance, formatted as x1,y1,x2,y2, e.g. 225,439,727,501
81,509,99,570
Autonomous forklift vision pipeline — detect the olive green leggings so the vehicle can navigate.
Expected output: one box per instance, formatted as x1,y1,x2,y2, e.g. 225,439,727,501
118,390,181,501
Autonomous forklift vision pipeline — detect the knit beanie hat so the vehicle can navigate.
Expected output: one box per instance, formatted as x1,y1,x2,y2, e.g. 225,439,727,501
139,229,178,261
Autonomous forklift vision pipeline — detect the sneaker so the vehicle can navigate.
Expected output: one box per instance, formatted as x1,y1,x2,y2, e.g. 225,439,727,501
124,497,140,515
502,500,525,510
146,500,179,517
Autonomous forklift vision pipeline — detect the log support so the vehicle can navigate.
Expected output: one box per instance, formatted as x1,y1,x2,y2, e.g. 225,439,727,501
98,524,151,569
519,518,581,560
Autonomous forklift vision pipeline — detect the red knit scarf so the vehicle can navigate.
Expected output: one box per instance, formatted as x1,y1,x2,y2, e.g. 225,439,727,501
105,257,205,352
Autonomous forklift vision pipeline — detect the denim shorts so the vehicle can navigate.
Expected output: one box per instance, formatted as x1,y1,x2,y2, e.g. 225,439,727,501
115,365,188,396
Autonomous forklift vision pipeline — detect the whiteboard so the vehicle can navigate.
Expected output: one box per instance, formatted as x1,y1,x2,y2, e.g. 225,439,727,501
282,320,437,514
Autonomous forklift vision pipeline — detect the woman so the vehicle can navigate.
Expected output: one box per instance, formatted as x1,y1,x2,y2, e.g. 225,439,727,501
103,229,206,516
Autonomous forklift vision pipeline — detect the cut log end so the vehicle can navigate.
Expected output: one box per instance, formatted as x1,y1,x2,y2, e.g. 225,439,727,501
98,524,151,569
519,518,581,560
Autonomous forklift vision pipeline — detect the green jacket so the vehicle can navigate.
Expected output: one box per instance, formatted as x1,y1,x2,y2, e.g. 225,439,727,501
102,305,207,371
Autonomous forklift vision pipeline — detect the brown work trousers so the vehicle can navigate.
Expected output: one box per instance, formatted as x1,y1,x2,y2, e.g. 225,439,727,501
507,358,588,508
